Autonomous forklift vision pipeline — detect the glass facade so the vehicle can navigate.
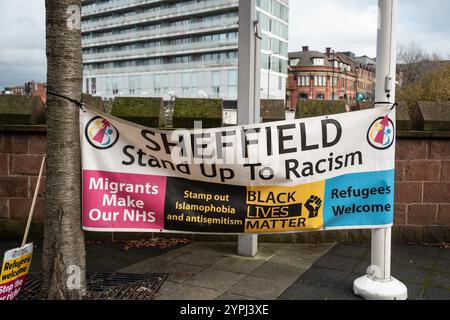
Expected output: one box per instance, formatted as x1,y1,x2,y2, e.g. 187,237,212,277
81,0,289,100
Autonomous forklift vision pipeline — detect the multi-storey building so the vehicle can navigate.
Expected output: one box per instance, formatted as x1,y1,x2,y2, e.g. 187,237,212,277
81,0,289,101
286,46,375,109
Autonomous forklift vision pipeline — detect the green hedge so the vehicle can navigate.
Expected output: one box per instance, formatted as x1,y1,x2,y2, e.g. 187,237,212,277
261,99,286,123
295,100,346,119
111,97,163,127
82,94,105,112
173,98,223,129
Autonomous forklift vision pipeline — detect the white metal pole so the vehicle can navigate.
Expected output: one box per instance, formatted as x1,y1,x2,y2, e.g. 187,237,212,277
353,0,407,300
237,0,259,257
254,21,262,123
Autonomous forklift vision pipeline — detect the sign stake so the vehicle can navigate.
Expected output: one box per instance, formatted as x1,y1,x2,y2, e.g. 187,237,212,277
353,0,407,300
22,156,46,247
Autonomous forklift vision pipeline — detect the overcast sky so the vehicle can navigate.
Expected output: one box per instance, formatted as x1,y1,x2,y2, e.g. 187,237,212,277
1,0,449,89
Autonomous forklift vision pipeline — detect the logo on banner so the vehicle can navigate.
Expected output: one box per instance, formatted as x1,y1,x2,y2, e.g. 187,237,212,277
367,115,395,150
85,116,119,150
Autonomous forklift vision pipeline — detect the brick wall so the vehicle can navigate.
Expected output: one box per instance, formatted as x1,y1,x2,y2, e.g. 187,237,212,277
395,137,450,233
0,130,47,224
0,128,449,243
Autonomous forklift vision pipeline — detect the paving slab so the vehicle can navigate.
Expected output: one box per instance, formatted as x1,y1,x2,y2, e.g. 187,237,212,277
295,267,350,289
327,244,369,259
184,268,246,292
250,261,308,281
391,263,429,284
391,252,437,269
402,282,426,300
313,253,360,272
423,287,450,300
279,282,361,300
120,261,204,283
119,242,335,300
392,244,442,258
210,255,266,274
268,252,323,268
170,251,226,267
216,292,257,300
154,281,221,300
430,271,450,290
230,275,296,300
281,243,450,300
435,258,450,274
253,243,290,260
440,249,450,260
353,259,371,274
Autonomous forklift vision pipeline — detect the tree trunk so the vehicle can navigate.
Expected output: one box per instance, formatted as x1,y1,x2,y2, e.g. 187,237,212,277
42,0,86,299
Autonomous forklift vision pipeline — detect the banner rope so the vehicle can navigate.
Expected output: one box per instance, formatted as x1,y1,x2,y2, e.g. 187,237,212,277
47,91,87,112
374,101,398,111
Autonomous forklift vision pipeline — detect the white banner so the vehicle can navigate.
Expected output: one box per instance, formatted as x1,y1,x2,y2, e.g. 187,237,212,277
80,106,396,234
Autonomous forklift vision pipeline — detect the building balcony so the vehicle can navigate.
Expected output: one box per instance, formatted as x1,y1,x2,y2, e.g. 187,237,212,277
83,39,238,63
82,0,164,17
83,58,239,76
81,0,239,33
82,17,238,47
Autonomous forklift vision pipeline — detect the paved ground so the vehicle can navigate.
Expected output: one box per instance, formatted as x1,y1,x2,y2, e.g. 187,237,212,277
0,240,186,273
118,242,333,300
280,243,450,300
1,240,448,300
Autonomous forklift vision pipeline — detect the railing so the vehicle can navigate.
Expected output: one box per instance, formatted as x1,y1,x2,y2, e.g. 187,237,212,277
82,0,239,32
83,58,238,75
82,0,162,17
83,39,238,63
82,17,238,47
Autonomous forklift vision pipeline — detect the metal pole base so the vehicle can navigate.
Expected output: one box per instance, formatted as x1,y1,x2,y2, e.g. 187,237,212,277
353,275,408,300
238,235,258,257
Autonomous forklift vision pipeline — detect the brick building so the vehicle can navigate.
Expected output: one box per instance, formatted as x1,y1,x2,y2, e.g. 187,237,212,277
1,81,47,104
2,86,25,96
286,47,375,110
25,81,47,104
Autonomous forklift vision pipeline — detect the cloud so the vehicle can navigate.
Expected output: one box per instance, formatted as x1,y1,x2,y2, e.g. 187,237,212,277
1,0,449,90
0,0,46,89
288,0,450,58
288,0,378,56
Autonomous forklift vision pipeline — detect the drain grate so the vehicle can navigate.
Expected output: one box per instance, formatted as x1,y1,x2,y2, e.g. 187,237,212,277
17,272,168,300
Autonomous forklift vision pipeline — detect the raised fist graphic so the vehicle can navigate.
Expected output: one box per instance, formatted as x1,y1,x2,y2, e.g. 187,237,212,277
305,195,322,218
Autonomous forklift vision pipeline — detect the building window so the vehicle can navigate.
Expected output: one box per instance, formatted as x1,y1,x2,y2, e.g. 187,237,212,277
314,76,326,87
317,93,325,100
290,59,299,66
228,70,238,100
182,73,191,88
212,71,220,87
297,76,309,87
299,93,308,101
312,58,324,66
